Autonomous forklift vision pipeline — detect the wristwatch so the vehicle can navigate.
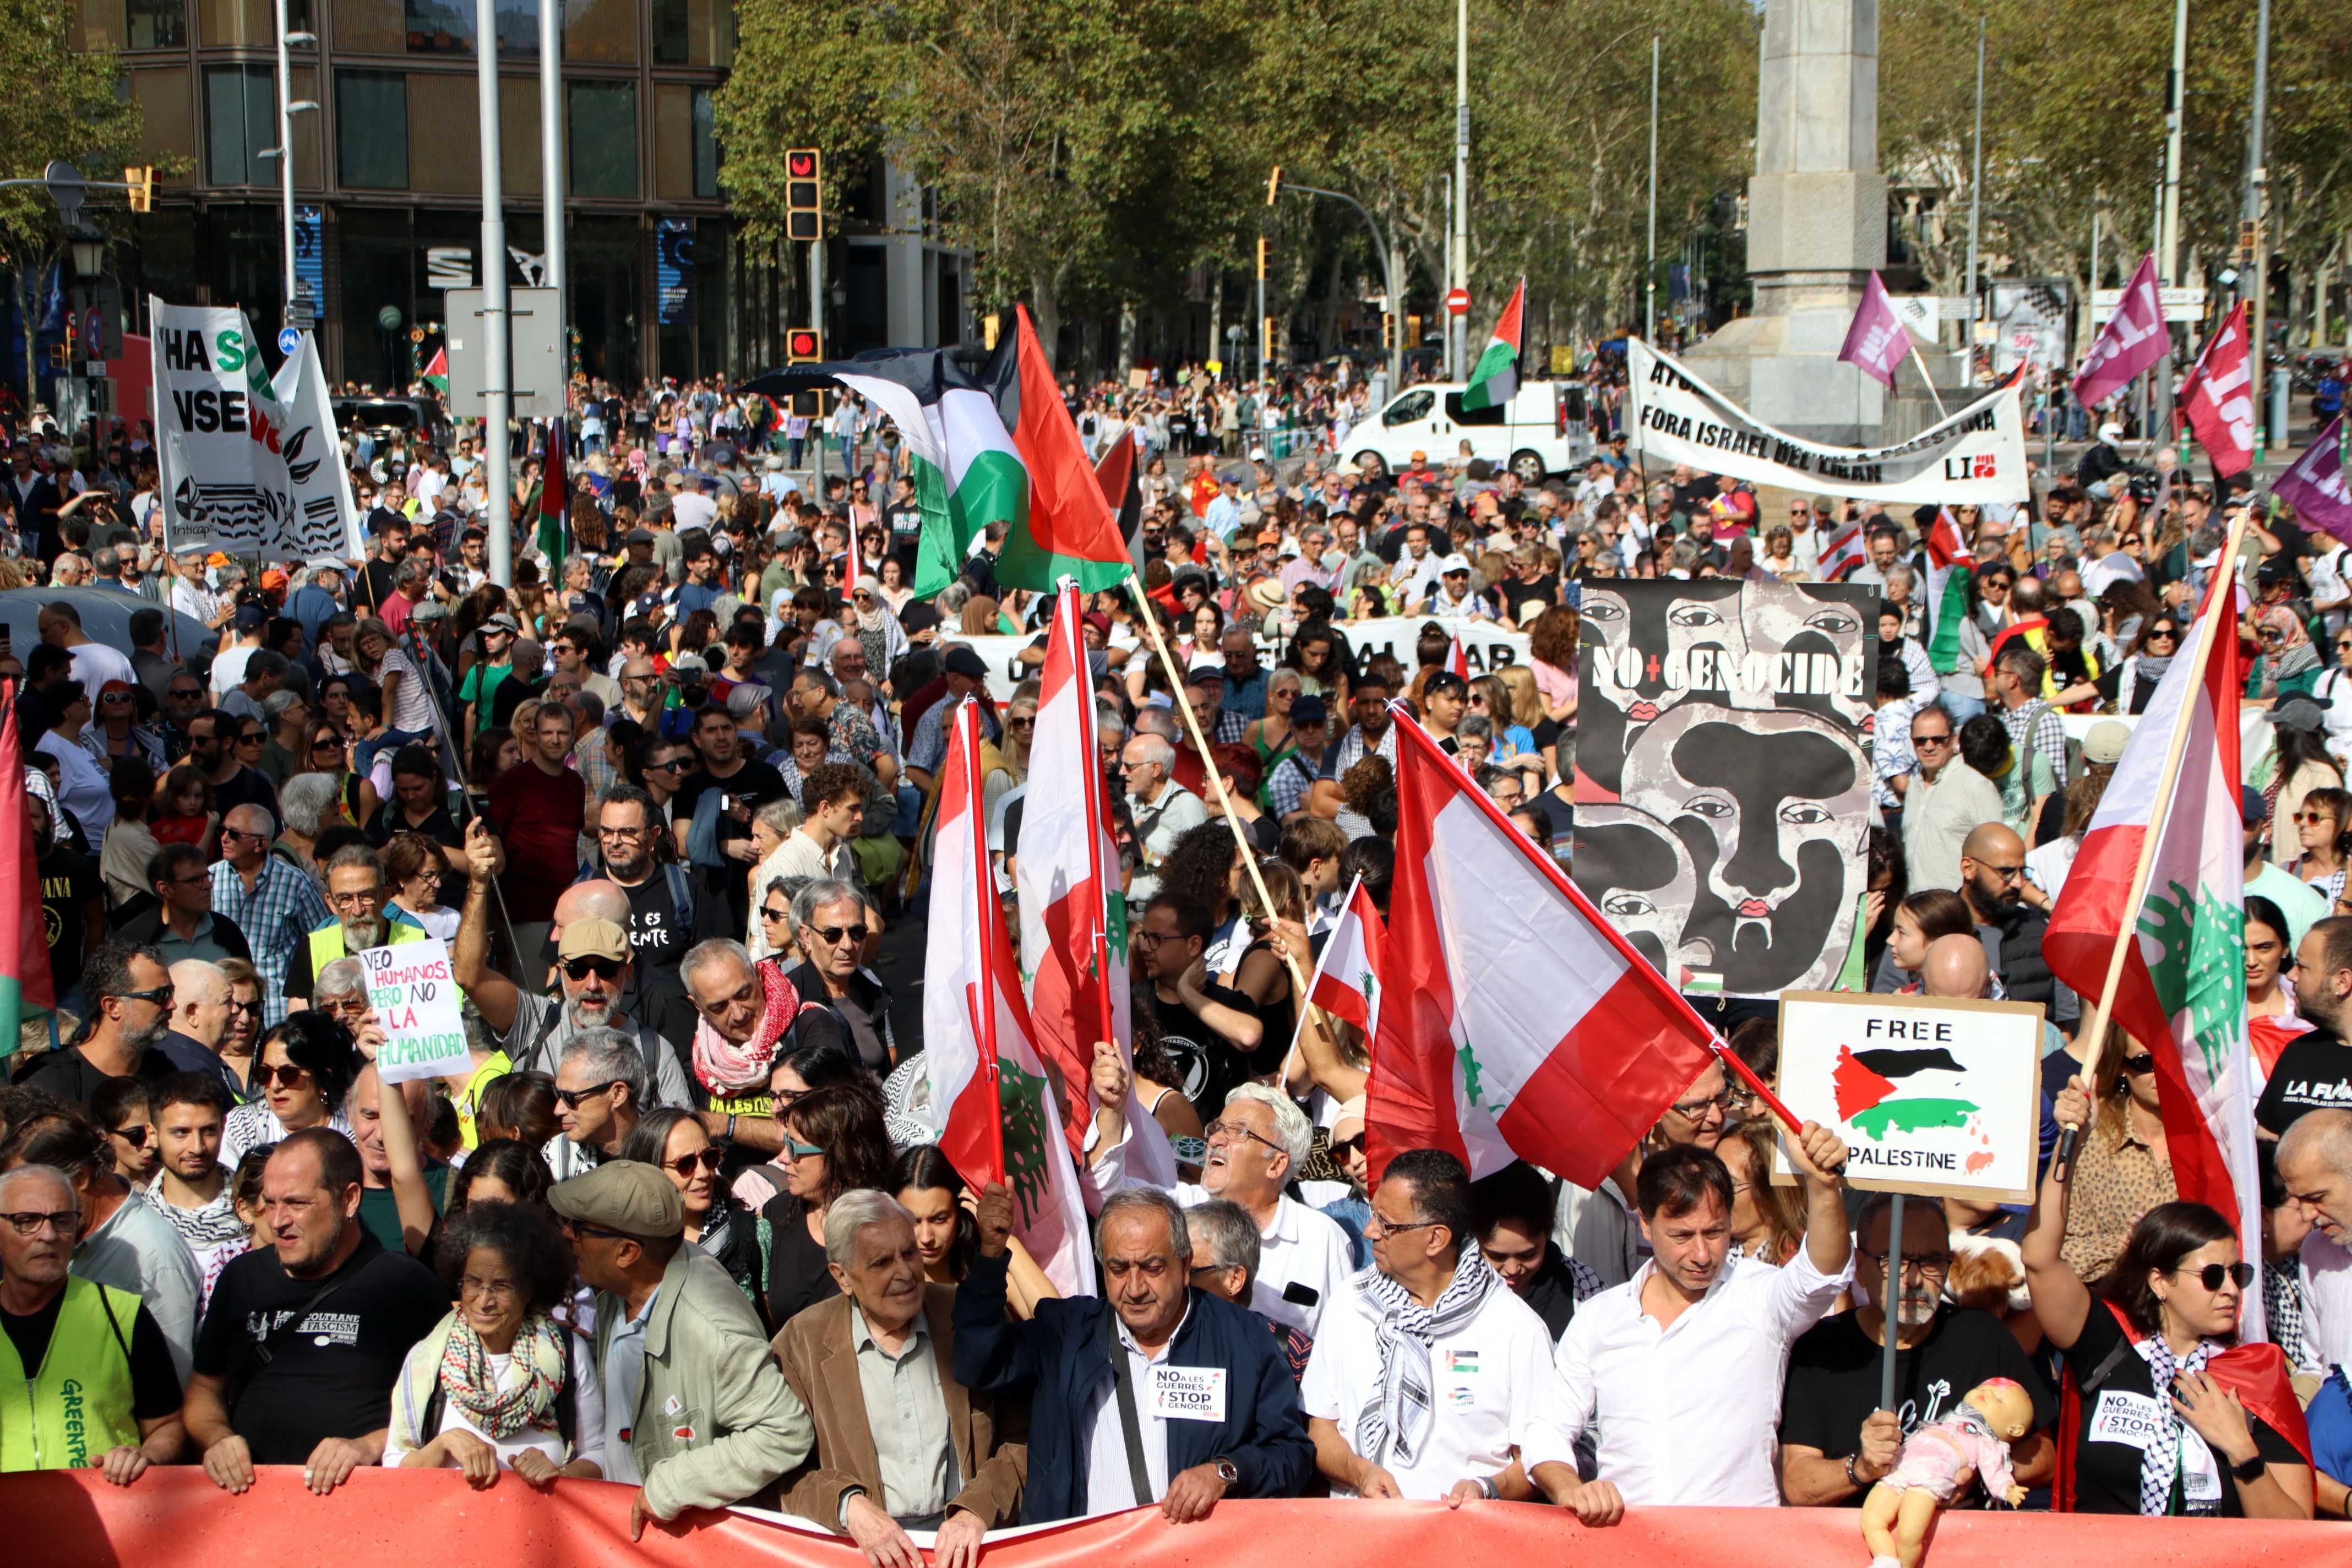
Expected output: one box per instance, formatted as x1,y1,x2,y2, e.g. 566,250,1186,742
1213,1456,1239,1486
2233,1453,2269,1483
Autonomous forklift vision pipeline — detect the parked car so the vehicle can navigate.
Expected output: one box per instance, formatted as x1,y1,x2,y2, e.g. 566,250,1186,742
1350,379,1590,483
331,394,446,448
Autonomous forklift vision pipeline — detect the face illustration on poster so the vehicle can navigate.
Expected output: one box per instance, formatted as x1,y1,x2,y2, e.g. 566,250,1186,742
1575,579,1876,998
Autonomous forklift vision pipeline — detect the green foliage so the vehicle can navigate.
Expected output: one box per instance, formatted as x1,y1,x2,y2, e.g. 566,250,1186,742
0,0,149,255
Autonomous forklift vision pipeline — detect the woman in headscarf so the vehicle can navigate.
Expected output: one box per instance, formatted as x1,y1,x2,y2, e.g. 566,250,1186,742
846,579,909,678
2247,605,2322,705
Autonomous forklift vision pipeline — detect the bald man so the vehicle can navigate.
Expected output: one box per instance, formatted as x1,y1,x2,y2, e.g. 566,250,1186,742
1958,822,2077,1027
1920,933,1991,999
155,958,244,1101
2278,1110,2352,1374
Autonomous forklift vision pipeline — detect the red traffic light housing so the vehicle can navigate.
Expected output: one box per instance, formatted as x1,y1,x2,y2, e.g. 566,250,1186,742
787,328,822,363
787,148,823,242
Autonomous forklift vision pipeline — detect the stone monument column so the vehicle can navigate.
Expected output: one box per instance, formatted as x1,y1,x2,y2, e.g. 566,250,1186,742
1680,0,1925,446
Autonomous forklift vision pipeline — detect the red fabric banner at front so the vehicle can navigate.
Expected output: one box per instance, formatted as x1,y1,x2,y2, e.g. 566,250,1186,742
6,1469,2322,1568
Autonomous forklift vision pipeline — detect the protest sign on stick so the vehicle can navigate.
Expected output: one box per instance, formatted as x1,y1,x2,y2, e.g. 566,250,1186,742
358,938,469,1085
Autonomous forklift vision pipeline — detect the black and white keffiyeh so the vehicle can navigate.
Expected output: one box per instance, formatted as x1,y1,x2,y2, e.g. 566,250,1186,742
1349,1247,1500,1471
2133,1333,2218,1516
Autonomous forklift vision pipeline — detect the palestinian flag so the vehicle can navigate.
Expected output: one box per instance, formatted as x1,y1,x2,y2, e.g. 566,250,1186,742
923,693,1097,1295
422,345,448,396
747,348,1027,597
1923,507,1972,676
536,417,568,574
1461,276,1525,413
1833,1044,1981,1143
988,306,1135,594
1095,424,1147,579
2044,557,2261,1336
0,680,56,1051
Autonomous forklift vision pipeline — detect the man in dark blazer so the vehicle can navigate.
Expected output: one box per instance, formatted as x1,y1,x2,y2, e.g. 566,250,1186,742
954,1183,1314,1524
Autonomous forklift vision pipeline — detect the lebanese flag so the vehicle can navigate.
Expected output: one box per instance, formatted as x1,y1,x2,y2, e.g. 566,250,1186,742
2179,302,2256,477
1014,584,1180,1185
1,680,55,1045
1819,521,1865,582
992,306,1135,592
1923,508,1973,676
922,694,1097,1295
1461,276,1525,412
1445,635,1469,679
1303,875,1385,1038
2248,1012,2311,1077
2043,563,2263,1336
1368,708,1721,1186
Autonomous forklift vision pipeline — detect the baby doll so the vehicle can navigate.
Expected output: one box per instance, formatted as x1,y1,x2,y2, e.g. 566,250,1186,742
1860,1378,2034,1568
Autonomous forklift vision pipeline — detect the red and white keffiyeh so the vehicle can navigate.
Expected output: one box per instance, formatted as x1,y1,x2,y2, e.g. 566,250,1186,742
693,957,801,1095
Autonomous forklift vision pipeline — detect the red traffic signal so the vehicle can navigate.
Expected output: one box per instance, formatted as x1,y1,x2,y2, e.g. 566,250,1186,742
788,149,818,180
786,148,823,242
787,329,822,363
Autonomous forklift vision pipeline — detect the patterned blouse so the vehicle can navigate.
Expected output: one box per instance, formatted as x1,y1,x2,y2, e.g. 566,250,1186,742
2060,1112,2176,1284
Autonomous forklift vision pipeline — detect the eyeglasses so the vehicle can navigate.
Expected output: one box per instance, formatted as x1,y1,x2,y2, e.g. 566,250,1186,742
780,1139,825,1160
238,732,266,745
2121,1052,2158,1075
759,903,790,923
110,1123,151,1147
2173,1261,2256,1292
1858,1246,1952,1277
1363,1213,1440,1240
2295,811,2339,825
100,692,132,705
807,923,868,946
326,890,382,910
257,1061,314,1090
553,1080,624,1108
1204,1119,1282,1156
597,824,646,839
567,1221,633,1244
562,956,627,981
1668,1090,1733,1121
663,1147,725,1178
1980,863,2027,883
2260,629,2285,643
0,1209,80,1236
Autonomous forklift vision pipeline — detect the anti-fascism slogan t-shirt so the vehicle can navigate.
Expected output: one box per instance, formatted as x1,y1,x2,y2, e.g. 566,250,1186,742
192,1234,446,1463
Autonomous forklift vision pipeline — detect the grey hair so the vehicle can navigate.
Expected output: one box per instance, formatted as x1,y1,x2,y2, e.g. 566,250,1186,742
677,938,753,997
279,772,344,839
315,956,368,998
1881,563,1915,595
797,666,841,699
0,1163,75,1211
823,1188,913,1267
1096,701,1127,739
1132,707,1181,742
756,796,804,839
936,582,972,616
2278,1108,2352,1181
1457,713,1494,743
559,1026,646,1108
791,877,863,930
324,843,384,884
263,688,304,719
168,957,230,1005
1223,1082,1314,1168
1126,733,1175,769
1096,1187,1192,1265
1184,1198,1262,1288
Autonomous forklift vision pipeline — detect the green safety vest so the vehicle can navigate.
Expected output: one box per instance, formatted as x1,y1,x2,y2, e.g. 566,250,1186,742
0,1277,144,1472
307,916,428,986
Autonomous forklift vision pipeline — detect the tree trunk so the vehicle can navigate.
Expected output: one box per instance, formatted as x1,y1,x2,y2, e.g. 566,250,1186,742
1207,268,1224,380
1118,299,1136,381
1029,266,1061,369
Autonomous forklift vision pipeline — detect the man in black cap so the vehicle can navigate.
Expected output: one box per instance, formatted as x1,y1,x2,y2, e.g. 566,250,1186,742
905,645,1000,797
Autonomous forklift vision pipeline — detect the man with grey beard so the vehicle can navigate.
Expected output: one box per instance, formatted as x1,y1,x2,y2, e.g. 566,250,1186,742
8,938,176,1103
1774,1195,2055,1506
282,845,429,1010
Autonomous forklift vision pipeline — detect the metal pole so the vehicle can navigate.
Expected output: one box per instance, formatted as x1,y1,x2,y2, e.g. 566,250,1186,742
273,0,296,320
1441,172,1454,378
1453,0,1469,382
478,0,512,588
1879,1193,1905,1416
811,234,827,499
1963,19,1985,385
2247,0,2273,456
538,0,564,335
2160,0,2188,284
1646,36,1659,343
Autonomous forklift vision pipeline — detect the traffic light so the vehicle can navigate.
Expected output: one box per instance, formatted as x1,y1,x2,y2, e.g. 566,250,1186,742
1262,314,1276,364
1265,166,1283,207
787,327,823,364
787,149,822,242
124,166,153,214
1256,236,1267,282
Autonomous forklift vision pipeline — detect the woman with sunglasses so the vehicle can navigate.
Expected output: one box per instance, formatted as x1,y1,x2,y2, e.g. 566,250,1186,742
2117,614,2185,715
217,1010,361,1169
2266,707,2345,869
92,1077,161,1189
759,1081,896,1329
2288,786,2352,903
618,1107,765,1303
2024,1085,2312,1516
2249,606,2323,707
80,677,166,775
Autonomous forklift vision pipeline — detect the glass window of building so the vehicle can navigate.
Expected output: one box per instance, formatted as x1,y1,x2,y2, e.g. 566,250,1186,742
568,80,635,199
124,0,186,43
652,0,732,66
406,0,533,53
692,87,719,200
337,70,409,188
203,63,274,187
562,0,634,64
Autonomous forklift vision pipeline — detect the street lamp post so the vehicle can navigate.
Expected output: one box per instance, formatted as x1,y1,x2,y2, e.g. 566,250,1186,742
1962,18,1984,384
1645,36,1658,343
1275,179,1404,394
265,0,319,329
1452,0,1469,381
478,0,511,587
2246,0,2273,458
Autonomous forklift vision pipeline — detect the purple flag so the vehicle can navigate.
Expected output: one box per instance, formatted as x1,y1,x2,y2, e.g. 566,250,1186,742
1837,272,1913,388
2275,415,2352,547
2073,252,2166,408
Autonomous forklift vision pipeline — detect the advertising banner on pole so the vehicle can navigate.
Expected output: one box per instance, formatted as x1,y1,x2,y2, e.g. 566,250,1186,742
1626,338,2030,507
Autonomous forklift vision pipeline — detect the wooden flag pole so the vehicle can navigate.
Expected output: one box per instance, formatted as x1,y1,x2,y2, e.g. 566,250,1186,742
2053,505,2252,1181
1905,334,1950,421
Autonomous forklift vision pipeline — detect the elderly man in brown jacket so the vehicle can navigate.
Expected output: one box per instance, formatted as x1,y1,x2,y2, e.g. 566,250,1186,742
770,1189,1027,1568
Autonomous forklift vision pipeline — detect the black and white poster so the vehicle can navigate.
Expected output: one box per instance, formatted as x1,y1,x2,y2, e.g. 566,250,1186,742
1572,579,1876,998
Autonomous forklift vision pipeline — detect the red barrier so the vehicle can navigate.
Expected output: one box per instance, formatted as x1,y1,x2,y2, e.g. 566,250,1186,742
7,1467,2327,1568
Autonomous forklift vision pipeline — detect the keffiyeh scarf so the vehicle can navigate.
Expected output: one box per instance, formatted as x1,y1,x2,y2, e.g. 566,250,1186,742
440,1312,567,1440
2133,1333,2217,1515
692,956,800,1095
1349,1247,1500,1471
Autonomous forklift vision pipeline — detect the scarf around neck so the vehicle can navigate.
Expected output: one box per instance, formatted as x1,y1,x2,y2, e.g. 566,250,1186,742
1349,1248,1500,1472
2133,1333,2218,1515
692,956,800,1095
440,1311,567,1440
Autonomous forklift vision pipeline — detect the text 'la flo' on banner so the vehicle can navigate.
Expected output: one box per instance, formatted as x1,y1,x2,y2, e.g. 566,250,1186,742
150,298,361,565
1625,339,2030,507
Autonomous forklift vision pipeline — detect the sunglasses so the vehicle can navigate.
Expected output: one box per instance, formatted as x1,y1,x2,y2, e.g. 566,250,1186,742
113,985,174,1008
2173,1261,2256,1292
2148,628,2179,641
2121,1052,2158,1075
809,924,868,945
563,956,627,981
653,758,695,773
553,1079,624,1108
257,1061,313,1090
781,1139,826,1159
663,1147,725,1178
100,692,132,705
759,903,790,922
111,1123,151,1147
238,732,266,744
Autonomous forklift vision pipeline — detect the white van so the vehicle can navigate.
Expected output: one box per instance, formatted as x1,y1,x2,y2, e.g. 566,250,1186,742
1350,379,1590,483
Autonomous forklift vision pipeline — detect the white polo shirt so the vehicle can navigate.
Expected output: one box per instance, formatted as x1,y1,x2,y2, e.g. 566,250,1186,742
2300,1229,2352,1370
1175,1186,1356,1338
1301,1275,1575,1500
1555,1246,1849,1506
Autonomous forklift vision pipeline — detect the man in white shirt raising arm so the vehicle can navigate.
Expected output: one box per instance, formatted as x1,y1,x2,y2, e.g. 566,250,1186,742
1555,1123,1854,1507
1302,1148,1622,1523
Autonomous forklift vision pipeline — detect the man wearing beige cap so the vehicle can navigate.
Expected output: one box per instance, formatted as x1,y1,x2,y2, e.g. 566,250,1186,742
554,1161,813,1538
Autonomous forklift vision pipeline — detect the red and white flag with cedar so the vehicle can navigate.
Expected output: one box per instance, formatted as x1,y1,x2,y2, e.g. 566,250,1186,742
1819,520,1866,582
1302,875,1385,1040
1014,584,1180,1185
1368,709,1721,1185
922,695,1096,1295
2179,302,2256,477
2042,565,2262,1335
1461,276,1525,412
